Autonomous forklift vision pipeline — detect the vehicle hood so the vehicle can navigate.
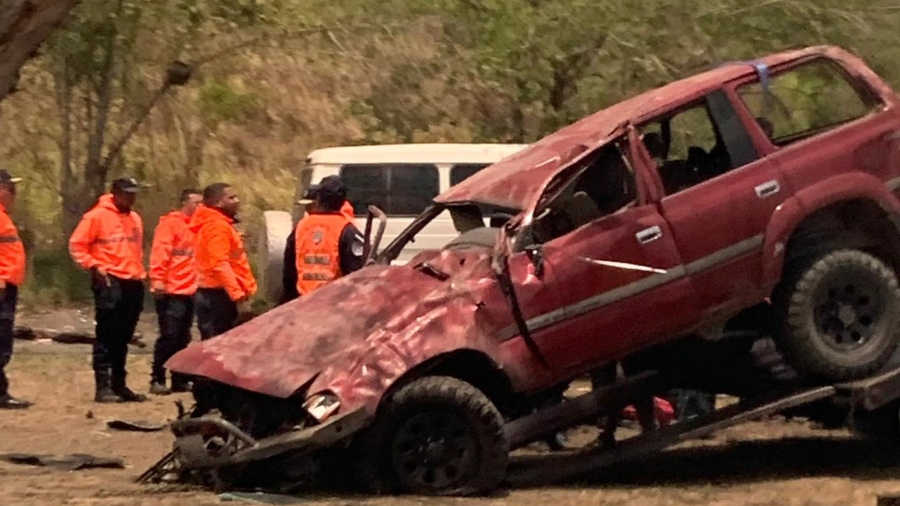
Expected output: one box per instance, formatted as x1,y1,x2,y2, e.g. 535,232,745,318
166,247,520,411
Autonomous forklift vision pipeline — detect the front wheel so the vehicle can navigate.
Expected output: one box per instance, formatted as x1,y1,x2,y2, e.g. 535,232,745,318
774,249,900,382
354,376,509,496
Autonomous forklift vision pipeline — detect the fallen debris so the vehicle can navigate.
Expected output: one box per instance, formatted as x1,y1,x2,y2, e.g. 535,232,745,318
13,325,147,347
106,419,167,432
0,453,124,471
217,491,307,504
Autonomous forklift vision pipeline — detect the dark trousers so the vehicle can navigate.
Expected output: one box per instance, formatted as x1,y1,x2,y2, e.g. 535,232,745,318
195,288,237,340
92,276,144,380
151,294,194,385
0,284,19,396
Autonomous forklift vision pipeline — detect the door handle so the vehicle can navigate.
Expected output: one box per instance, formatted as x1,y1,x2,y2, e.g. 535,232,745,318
755,180,781,199
636,225,662,245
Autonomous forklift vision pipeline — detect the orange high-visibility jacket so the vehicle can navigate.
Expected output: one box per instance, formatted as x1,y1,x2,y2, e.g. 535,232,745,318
69,194,145,280
295,213,352,296
0,203,26,287
340,200,355,221
149,210,197,296
190,205,257,302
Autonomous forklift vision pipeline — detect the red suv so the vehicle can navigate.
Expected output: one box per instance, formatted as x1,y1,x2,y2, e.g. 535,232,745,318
164,45,900,495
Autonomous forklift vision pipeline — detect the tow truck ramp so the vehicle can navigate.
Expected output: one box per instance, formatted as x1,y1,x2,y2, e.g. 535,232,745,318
506,367,900,487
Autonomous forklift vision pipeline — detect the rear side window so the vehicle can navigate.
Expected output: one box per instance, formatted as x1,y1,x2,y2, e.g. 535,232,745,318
340,164,439,216
737,58,882,146
450,163,490,186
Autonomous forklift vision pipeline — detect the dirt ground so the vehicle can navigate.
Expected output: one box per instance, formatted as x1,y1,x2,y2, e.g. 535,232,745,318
3,308,900,505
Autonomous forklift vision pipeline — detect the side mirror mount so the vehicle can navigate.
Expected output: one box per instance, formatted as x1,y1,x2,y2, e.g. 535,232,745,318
363,205,387,265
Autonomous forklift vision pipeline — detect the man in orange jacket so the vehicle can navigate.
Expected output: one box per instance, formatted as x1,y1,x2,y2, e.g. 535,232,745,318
191,182,257,340
69,177,147,403
148,188,202,395
294,175,365,297
0,170,30,409
280,186,355,305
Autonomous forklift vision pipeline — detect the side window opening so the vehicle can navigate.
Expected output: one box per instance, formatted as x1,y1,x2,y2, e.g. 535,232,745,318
530,141,638,244
640,101,730,195
639,91,758,197
339,164,440,216
737,58,882,147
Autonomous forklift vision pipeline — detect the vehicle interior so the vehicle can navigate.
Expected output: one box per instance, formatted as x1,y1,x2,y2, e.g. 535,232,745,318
527,142,638,245
641,102,734,195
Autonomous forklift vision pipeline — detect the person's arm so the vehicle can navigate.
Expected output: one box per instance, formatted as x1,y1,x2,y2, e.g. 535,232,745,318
338,224,365,275
207,222,245,301
148,218,173,293
280,228,298,304
68,213,100,271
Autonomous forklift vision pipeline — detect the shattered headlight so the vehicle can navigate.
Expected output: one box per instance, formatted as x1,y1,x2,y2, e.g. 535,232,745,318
302,392,341,423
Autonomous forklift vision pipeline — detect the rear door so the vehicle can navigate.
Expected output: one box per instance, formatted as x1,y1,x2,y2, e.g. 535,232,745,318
638,89,790,323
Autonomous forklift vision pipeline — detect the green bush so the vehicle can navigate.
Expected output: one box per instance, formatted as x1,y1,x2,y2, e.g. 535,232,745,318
20,248,92,306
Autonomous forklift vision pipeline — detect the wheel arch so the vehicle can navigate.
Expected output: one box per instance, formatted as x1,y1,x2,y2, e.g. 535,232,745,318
762,173,900,296
382,349,516,415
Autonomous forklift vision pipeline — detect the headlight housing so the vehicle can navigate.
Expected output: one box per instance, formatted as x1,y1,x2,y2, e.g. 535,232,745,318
302,392,341,423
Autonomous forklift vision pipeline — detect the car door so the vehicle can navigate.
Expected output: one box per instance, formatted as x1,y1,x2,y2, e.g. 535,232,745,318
504,132,699,375
644,89,791,323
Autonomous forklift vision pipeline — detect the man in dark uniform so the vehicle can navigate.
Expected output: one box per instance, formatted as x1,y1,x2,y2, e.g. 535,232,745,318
294,175,365,296
0,169,30,409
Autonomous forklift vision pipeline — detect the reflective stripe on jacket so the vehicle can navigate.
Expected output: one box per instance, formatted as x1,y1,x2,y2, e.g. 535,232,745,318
149,210,197,295
0,204,25,286
68,194,145,280
295,213,352,296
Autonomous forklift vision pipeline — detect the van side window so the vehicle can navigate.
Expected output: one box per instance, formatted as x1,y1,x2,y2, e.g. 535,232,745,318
737,58,882,147
450,163,490,186
340,164,440,216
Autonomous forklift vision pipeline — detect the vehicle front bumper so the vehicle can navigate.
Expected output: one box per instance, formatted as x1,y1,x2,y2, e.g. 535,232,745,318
170,408,371,470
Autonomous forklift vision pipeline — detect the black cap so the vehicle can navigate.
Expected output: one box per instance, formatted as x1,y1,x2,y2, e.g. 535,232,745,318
297,186,318,205
317,175,347,199
0,169,22,185
110,176,143,193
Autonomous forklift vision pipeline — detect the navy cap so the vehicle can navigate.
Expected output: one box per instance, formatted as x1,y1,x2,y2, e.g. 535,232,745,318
317,175,347,198
0,169,22,184
110,176,143,193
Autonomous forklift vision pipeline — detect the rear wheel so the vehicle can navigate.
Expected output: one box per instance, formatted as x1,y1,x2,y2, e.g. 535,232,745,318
774,249,900,381
355,376,508,496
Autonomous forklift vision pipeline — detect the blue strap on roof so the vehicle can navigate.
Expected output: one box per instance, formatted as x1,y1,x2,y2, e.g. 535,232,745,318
719,59,771,115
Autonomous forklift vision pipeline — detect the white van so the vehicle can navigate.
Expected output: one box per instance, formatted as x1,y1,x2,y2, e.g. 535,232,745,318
258,143,530,302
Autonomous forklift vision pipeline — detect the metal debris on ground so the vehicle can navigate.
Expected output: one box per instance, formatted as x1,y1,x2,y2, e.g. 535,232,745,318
106,419,168,432
217,491,307,504
0,453,124,470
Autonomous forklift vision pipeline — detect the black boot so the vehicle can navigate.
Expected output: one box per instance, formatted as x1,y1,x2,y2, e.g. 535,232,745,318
170,373,192,393
95,370,122,403
112,371,147,403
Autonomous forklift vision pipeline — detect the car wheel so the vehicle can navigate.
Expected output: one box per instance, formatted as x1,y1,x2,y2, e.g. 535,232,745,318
355,376,508,496
774,249,900,381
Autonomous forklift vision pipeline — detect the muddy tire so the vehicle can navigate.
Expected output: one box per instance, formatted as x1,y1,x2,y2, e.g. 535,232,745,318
354,376,508,496
774,249,900,381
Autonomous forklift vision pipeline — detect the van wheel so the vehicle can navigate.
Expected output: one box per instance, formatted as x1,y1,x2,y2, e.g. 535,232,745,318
774,249,900,381
354,376,508,496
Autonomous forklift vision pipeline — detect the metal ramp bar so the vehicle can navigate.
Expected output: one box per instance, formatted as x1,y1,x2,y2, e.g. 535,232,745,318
506,385,836,487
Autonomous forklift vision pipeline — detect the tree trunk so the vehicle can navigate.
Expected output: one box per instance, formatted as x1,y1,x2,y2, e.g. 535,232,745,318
0,0,82,103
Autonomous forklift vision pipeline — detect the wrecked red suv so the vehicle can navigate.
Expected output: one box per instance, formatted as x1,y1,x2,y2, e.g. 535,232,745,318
155,46,900,495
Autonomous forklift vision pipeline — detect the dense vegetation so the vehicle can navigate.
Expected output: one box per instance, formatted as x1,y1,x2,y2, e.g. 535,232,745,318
1,0,898,304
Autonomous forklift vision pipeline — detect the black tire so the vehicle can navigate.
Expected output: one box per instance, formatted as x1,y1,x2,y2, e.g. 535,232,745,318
354,376,508,496
774,249,900,381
